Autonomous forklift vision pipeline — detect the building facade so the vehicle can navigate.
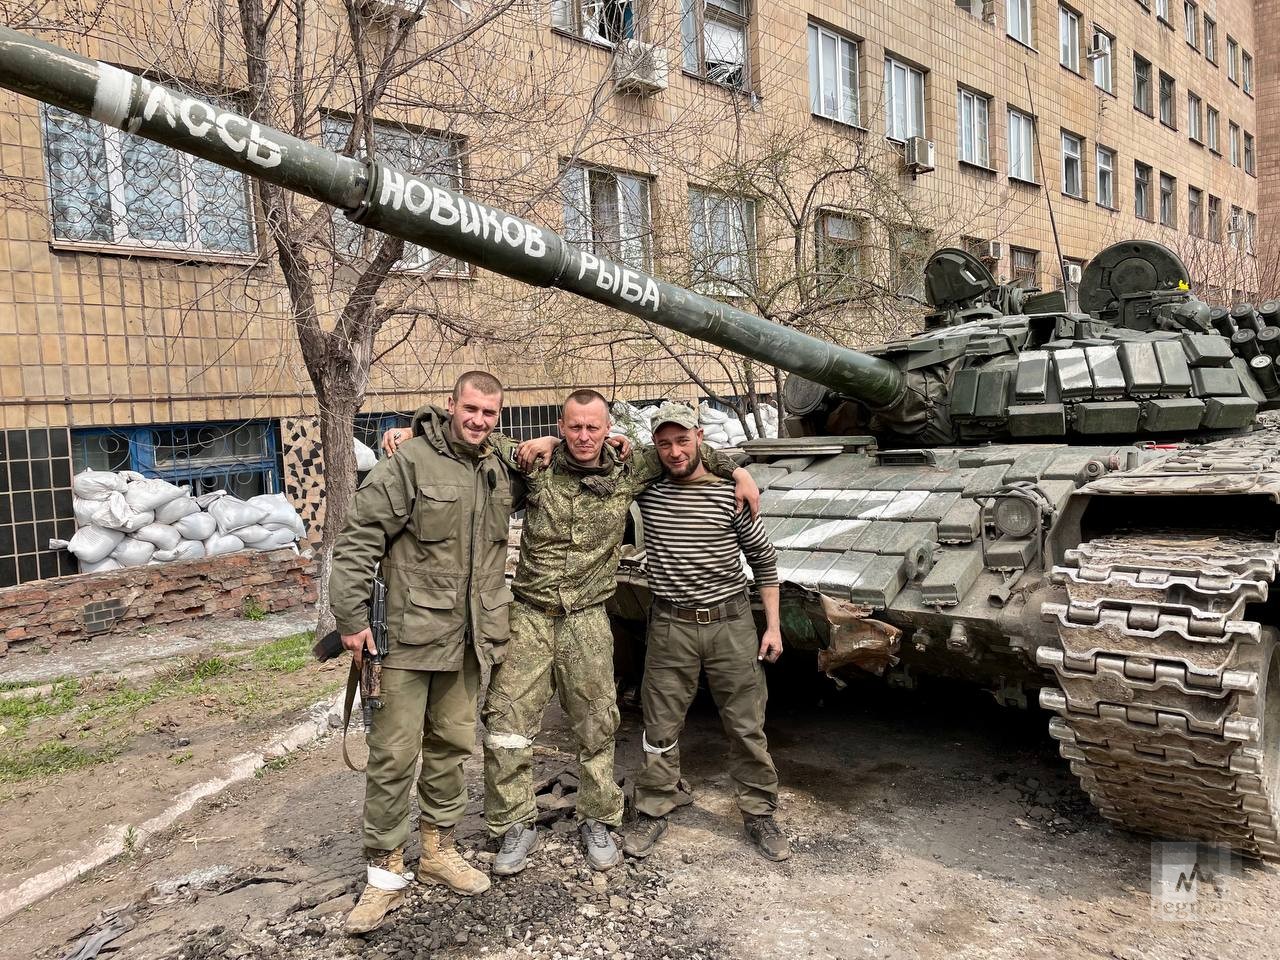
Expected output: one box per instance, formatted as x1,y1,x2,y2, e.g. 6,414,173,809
0,0,1265,586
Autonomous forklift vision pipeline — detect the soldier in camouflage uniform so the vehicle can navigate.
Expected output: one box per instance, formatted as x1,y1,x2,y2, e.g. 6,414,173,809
384,390,756,874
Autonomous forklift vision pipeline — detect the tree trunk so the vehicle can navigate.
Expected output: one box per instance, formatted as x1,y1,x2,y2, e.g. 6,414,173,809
313,386,361,638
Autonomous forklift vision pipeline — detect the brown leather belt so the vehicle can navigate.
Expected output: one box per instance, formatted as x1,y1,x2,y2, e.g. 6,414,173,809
652,592,749,625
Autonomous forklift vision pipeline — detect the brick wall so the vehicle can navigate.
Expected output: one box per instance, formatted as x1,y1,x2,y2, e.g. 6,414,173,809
0,548,317,656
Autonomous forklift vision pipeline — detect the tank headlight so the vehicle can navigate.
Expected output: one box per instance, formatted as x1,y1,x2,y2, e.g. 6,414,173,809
993,496,1039,538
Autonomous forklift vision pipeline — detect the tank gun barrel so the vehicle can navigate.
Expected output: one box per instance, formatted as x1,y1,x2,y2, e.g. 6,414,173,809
0,26,906,409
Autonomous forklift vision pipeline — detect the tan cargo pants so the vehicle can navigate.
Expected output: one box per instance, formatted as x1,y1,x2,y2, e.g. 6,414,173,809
482,600,623,837
363,648,480,852
634,602,779,818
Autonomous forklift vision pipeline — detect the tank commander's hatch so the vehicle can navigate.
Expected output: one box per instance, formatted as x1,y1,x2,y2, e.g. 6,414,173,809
1078,240,1189,315
923,248,997,309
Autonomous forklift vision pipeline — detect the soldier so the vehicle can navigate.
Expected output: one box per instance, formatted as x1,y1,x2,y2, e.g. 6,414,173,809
332,371,516,935
382,391,757,875
623,403,790,863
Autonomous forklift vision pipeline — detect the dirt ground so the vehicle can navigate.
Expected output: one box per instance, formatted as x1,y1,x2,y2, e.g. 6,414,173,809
2,648,1278,960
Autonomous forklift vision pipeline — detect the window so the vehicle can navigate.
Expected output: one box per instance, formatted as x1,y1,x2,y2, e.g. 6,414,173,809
816,210,863,293
1188,186,1204,236
1229,121,1241,166
1247,212,1257,254
891,227,932,300
808,23,860,126
1159,173,1176,226
1060,6,1080,71
1183,0,1197,45
1159,72,1176,127
1061,132,1084,198
72,423,279,501
1227,37,1239,82
1245,132,1255,175
957,88,991,167
1092,29,1113,92
1096,146,1115,208
1243,51,1254,94
682,0,750,89
1008,108,1036,181
1207,106,1220,151
1134,54,1153,114
1204,16,1216,62
1229,205,1243,249
562,165,652,270
955,0,978,13
1208,195,1222,241
551,0,639,44
884,57,926,141
1011,247,1039,287
1007,0,1032,45
41,105,254,255
688,187,755,293
1188,92,1203,142
1155,0,1169,22
323,117,464,274
1135,162,1153,220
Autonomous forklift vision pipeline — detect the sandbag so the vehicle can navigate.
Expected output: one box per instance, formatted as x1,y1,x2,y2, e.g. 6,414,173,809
72,469,126,501
249,527,299,550
247,493,305,537
233,524,272,545
133,523,183,550
124,477,186,512
355,437,378,471
111,537,156,567
91,493,155,532
698,402,729,424
119,470,146,483
153,539,207,563
195,490,228,509
204,532,245,556
73,497,102,527
60,526,125,563
208,496,270,534
174,512,217,541
156,495,199,524
80,556,122,573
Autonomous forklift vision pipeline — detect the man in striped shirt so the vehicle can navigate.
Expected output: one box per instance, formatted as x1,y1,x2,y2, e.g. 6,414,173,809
624,402,789,863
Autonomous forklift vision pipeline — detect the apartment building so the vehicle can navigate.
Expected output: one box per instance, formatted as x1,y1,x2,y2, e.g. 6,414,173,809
0,0,1264,586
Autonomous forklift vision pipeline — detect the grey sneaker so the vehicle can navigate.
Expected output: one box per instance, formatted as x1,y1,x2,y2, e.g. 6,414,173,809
580,818,621,871
743,814,791,862
492,824,540,876
622,814,667,859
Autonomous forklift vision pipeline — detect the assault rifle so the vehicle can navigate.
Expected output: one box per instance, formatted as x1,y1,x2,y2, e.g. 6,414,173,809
313,573,389,770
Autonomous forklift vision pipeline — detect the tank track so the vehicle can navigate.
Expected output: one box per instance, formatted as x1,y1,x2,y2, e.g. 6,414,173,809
1039,533,1280,860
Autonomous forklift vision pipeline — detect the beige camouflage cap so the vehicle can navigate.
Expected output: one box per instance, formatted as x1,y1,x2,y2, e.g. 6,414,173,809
650,402,699,431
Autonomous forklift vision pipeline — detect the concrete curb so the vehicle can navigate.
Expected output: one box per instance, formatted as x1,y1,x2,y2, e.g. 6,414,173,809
0,688,346,924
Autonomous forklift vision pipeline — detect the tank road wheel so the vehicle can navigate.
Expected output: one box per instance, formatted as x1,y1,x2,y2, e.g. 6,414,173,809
1038,534,1280,861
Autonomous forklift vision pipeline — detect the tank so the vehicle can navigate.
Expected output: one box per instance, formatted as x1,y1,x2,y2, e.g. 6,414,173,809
2,26,1277,861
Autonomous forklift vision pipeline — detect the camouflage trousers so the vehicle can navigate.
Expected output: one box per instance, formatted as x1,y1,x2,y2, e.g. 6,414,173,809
482,600,623,837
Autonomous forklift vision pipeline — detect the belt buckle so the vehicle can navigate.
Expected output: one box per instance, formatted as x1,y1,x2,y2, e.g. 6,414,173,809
695,608,712,625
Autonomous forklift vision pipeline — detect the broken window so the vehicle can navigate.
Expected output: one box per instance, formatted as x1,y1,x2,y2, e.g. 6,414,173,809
551,0,639,46
682,0,750,90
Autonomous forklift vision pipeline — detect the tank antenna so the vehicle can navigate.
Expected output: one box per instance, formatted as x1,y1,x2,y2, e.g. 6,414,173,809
1023,63,1069,293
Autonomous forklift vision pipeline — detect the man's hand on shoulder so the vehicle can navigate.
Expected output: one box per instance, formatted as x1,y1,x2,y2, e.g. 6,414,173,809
516,435,559,472
607,434,633,461
732,466,760,519
382,427,412,457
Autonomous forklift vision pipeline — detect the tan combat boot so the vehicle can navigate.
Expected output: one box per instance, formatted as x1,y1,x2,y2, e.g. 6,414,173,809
344,847,408,935
416,822,490,895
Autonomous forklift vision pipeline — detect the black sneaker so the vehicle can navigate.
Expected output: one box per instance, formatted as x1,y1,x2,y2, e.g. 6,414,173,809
743,814,791,862
622,815,668,859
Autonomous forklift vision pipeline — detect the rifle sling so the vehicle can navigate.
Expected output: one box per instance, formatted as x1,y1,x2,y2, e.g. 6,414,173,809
341,658,365,773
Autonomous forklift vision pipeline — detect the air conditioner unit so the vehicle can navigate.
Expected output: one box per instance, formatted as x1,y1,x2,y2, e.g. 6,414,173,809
1087,35,1108,59
612,40,669,96
360,0,426,21
905,137,936,174
981,240,1003,261
1064,262,1083,283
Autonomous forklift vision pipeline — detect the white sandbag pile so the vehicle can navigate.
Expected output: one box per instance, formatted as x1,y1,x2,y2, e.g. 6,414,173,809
608,400,779,449
51,469,307,573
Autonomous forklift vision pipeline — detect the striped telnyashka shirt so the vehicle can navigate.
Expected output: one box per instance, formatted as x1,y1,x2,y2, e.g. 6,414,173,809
636,475,779,607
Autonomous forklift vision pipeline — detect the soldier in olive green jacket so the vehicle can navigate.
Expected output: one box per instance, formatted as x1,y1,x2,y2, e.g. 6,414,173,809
331,372,517,935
